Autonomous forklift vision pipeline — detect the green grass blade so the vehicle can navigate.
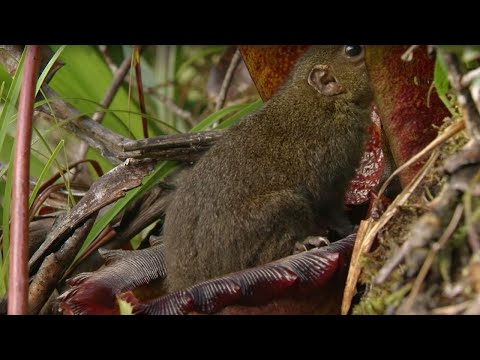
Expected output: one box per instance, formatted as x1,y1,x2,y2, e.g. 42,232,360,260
48,45,143,140
0,81,5,102
190,103,249,133
0,49,26,158
434,53,458,116
28,139,64,206
0,151,14,296
0,163,8,179
33,96,182,136
35,45,66,95
0,49,26,296
217,99,263,130
69,161,178,269
175,46,224,80
0,66,13,92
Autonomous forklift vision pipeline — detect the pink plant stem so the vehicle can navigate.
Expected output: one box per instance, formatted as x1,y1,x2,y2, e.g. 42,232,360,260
8,45,42,315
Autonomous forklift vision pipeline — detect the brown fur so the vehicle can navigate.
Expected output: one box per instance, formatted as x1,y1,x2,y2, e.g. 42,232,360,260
163,45,373,291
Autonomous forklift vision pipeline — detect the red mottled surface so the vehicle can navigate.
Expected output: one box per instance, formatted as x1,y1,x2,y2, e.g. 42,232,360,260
366,45,449,187
239,45,310,101
345,109,385,205
215,271,347,315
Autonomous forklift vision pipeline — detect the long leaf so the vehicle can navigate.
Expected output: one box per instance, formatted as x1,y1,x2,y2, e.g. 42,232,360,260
434,53,458,116
48,45,143,139
0,50,25,159
175,46,224,80
35,45,66,95
0,150,14,296
217,99,262,130
28,139,64,206
190,103,249,133
0,49,26,296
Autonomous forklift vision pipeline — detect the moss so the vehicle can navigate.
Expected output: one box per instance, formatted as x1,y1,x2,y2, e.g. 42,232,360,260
353,207,418,314
353,118,480,314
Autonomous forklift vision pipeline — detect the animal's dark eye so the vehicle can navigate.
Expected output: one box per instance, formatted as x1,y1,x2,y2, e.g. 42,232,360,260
344,45,363,58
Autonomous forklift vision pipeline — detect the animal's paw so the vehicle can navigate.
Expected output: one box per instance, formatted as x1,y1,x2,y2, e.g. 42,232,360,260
293,236,330,254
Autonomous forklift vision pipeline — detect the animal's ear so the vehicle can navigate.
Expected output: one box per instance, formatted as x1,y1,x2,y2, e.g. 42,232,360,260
308,64,345,96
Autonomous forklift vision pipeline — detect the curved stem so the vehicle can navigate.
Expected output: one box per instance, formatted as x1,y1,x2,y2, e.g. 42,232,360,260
8,45,42,315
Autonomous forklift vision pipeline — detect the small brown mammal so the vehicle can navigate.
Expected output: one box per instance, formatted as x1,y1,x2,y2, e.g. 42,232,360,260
163,45,373,292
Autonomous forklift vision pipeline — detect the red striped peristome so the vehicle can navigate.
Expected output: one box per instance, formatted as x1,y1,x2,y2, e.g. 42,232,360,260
60,235,355,315
123,234,355,315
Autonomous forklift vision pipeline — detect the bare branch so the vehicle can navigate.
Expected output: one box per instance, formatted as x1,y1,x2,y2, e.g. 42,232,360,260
442,51,480,143
133,46,149,138
98,45,119,74
400,203,464,313
461,67,480,87
28,159,155,273
28,217,95,314
401,45,420,62
215,49,242,111
150,91,194,123
0,46,224,164
123,130,221,151
93,46,144,124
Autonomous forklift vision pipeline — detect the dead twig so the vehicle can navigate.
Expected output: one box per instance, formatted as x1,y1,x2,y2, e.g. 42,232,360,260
373,119,465,212
215,49,242,111
401,45,420,62
29,183,66,221
442,51,480,143
341,219,370,314
28,218,56,258
341,151,440,314
123,130,222,152
98,45,119,74
133,46,148,138
462,168,480,254
28,159,155,273
93,47,143,124
35,159,103,198
462,296,480,315
76,46,143,162
28,217,95,314
374,174,456,285
431,301,471,315
401,203,464,313
149,91,195,123
39,289,59,315
461,67,480,87
66,183,174,277
144,81,176,92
